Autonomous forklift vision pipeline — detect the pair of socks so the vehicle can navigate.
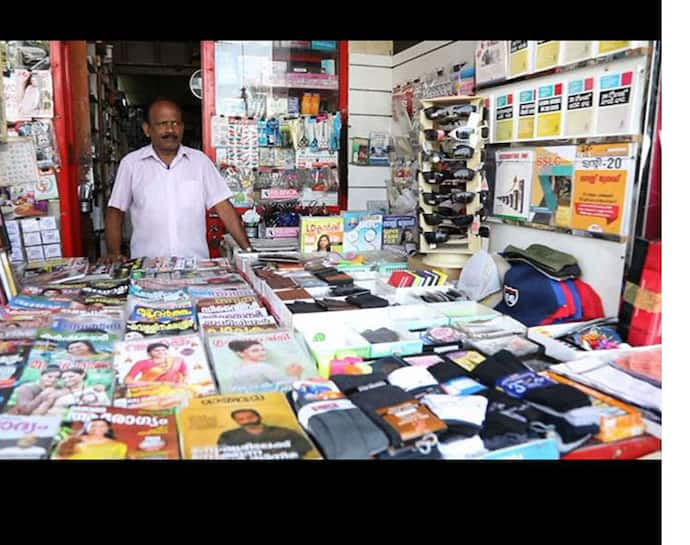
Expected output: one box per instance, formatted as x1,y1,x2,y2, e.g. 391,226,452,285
471,350,594,419
478,389,546,450
428,360,487,396
331,374,445,449
292,379,389,459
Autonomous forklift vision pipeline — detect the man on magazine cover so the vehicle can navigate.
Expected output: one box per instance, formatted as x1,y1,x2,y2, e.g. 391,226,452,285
105,97,251,260
217,408,315,460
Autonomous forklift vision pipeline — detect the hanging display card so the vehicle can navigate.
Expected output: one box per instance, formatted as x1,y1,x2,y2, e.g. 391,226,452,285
572,143,635,236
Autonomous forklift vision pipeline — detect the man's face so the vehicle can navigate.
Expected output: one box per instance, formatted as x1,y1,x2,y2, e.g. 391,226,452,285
144,101,184,154
40,371,60,388
233,411,261,428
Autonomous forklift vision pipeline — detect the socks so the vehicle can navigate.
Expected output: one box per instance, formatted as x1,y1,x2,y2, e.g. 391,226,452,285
471,350,593,417
438,435,487,459
387,367,444,397
422,394,488,437
292,379,389,459
345,293,390,309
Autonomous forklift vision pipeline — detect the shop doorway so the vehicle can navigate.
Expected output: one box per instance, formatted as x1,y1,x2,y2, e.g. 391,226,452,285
112,41,202,153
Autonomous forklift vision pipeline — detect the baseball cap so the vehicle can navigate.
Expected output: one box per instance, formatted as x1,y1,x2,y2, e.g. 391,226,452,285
456,250,502,301
495,262,577,327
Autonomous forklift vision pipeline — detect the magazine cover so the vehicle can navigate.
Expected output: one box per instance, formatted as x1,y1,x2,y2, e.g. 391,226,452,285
10,69,54,121
129,301,195,324
207,329,320,394
4,358,115,417
52,405,180,460
0,414,61,459
0,346,30,389
299,216,343,253
178,392,321,460
196,296,262,315
52,312,125,336
112,334,216,396
15,119,60,169
382,215,418,256
529,146,575,227
124,318,196,340
493,149,534,220
475,41,508,85
342,211,383,253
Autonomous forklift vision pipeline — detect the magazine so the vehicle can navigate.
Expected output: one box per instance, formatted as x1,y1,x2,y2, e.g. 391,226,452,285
52,312,125,336
124,318,197,340
382,215,418,256
196,297,262,315
0,414,61,459
299,216,344,253
52,405,180,460
206,329,319,394
0,347,29,390
178,392,321,460
112,334,216,399
342,211,383,253
4,345,116,418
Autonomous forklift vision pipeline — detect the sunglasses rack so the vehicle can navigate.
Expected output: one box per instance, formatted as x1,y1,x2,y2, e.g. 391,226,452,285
417,95,490,268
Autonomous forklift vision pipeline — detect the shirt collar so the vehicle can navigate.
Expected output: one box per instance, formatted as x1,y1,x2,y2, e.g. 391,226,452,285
140,144,189,162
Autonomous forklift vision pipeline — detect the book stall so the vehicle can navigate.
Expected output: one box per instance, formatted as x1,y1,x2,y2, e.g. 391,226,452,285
0,240,660,460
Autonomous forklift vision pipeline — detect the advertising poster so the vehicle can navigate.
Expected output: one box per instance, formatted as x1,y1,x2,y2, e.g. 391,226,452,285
493,149,534,220
530,146,576,227
572,143,636,236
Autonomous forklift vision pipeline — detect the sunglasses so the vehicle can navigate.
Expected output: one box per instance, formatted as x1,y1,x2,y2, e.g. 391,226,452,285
422,190,473,206
423,213,476,227
423,125,490,142
423,104,477,121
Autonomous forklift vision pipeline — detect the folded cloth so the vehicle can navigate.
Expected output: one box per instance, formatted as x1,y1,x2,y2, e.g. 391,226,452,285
331,373,389,395
438,434,487,459
286,301,326,314
360,327,399,344
422,394,488,437
503,244,579,275
346,293,390,309
505,257,582,280
478,389,546,449
315,298,359,311
368,356,409,376
387,367,444,397
292,379,389,459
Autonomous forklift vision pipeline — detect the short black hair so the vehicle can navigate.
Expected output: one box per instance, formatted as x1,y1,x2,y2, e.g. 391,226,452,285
41,365,61,376
144,97,183,124
231,409,260,420
147,342,169,355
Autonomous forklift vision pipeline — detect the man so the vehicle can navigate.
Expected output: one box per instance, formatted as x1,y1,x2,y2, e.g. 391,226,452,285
10,366,63,416
217,408,315,460
105,97,250,260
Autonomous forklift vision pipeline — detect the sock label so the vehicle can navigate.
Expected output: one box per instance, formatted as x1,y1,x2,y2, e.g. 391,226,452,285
376,400,447,442
497,371,557,398
297,399,357,429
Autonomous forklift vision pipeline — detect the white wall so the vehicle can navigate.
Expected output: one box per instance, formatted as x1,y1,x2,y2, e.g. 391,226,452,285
347,52,392,210
392,41,477,86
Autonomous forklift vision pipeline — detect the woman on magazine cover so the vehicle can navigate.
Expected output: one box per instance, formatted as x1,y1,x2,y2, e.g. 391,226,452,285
124,342,189,385
55,418,128,460
227,339,303,389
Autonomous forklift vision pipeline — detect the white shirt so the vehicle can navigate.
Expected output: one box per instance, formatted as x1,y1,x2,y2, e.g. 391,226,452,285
108,145,232,258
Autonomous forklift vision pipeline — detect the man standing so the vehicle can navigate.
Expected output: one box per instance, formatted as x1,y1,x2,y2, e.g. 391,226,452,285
105,98,251,260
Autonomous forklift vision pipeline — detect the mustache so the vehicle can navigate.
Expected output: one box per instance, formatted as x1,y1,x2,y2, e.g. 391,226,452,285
162,134,178,140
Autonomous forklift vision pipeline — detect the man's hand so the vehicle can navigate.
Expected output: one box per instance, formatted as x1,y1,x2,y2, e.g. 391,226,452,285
103,253,127,265
213,199,252,251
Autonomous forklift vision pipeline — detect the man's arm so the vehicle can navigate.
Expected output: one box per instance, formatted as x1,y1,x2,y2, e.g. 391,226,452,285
213,199,251,252
105,207,127,262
